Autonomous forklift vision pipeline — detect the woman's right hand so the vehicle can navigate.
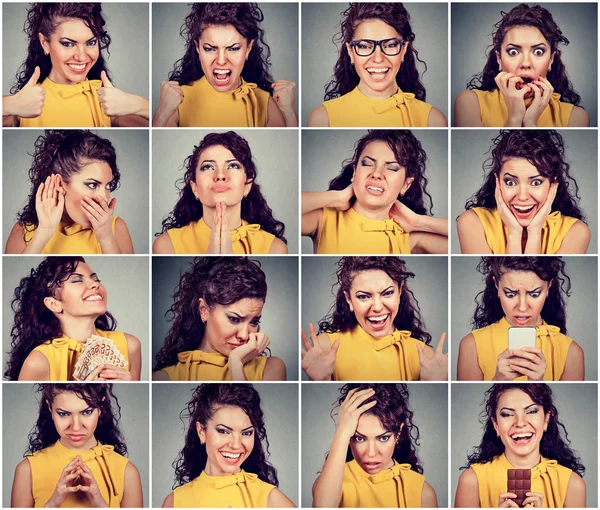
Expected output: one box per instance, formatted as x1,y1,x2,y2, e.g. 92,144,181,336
335,183,354,211
5,66,46,118
498,492,519,508
228,332,270,365
493,349,520,381
44,457,82,508
156,81,184,118
207,202,233,254
336,387,377,440
36,174,65,234
495,176,523,236
301,323,339,381
494,72,528,126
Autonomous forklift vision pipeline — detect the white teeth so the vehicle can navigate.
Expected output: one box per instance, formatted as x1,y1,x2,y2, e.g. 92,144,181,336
84,295,102,302
367,68,389,73
68,64,86,70
513,205,535,212
214,69,231,75
511,433,533,440
367,185,384,193
221,452,241,459
368,314,388,322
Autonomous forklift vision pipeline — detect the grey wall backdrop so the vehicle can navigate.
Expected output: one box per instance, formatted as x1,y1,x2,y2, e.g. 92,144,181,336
152,3,299,114
450,130,598,254
152,129,299,254
3,3,149,98
2,383,150,507
451,3,598,126
302,383,448,507
2,130,150,253
451,383,597,507
301,3,448,125
451,256,598,381
301,129,448,254
152,383,298,507
152,256,299,380
2,256,150,381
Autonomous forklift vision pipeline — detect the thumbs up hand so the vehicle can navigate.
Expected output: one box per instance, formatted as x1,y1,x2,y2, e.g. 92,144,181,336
97,70,134,117
5,66,46,118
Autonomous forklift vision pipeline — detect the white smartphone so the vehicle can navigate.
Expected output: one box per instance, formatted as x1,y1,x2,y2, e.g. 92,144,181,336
508,327,536,350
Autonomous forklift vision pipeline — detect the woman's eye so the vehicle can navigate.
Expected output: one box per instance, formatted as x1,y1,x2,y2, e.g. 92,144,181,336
82,409,93,416
507,48,519,57
57,412,69,417
86,183,97,189
200,164,214,171
503,178,516,187
250,320,261,327
229,46,241,52
60,41,74,48
379,435,391,443
531,179,544,186
533,48,545,57
386,167,400,172
383,290,395,297
203,47,216,52
242,430,254,436
360,159,373,167
216,428,229,434
529,292,541,298
228,163,241,170
356,295,369,301
87,39,98,47
527,408,539,415
228,316,240,324
500,412,513,418
504,292,516,298
352,435,365,443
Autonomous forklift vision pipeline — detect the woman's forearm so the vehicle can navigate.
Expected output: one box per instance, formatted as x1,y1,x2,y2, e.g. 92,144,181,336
98,235,122,255
524,229,542,254
280,107,298,127
505,232,523,254
312,431,350,508
21,228,54,254
227,358,248,381
302,191,343,215
417,216,448,236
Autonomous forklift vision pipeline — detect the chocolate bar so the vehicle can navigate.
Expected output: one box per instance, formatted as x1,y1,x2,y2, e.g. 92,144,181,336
507,468,531,507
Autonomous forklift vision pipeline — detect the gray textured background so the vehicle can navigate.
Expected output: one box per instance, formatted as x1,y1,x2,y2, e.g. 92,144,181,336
302,383,448,507
152,383,298,507
451,130,598,254
301,3,448,125
152,3,299,115
3,129,150,254
152,256,299,380
152,129,299,254
3,3,149,98
451,256,598,381
451,383,597,507
451,3,598,126
2,256,150,381
2,383,150,507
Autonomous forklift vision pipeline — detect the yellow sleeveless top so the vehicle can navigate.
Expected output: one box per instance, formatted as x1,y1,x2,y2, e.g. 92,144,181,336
166,218,275,254
179,77,270,127
322,86,432,127
472,318,572,381
471,454,573,508
472,88,574,127
24,216,119,254
317,207,410,254
471,208,578,254
161,350,268,381
20,78,111,128
27,440,129,508
32,330,130,381
173,470,275,508
341,459,425,508
327,326,422,381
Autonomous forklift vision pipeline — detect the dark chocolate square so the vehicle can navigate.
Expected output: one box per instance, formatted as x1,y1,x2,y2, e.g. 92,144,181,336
507,469,531,507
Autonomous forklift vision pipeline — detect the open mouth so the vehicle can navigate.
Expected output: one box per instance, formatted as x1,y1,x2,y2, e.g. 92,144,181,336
67,63,89,73
83,294,103,303
512,316,532,326
366,184,384,195
366,67,390,81
511,204,537,220
213,69,232,85
366,314,390,331
362,461,382,471
220,451,243,464
510,432,534,445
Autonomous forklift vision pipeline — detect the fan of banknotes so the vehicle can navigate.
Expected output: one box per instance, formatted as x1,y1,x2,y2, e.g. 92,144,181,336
73,335,128,381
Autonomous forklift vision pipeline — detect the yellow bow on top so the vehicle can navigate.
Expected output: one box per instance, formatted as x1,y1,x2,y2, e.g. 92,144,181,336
360,219,405,254
51,336,84,352
232,82,260,127
55,79,103,99
369,462,412,484
231,223,262,253
213,470,259,490
372,330,413,352
81,444,119,498
535,324,561,338
373,90,415,114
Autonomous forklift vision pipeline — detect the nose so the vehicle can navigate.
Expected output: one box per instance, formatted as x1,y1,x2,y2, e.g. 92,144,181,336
372,45,385,63
73,45,87,61
213,166,227,182
71,415,82,431
517,294,528,312
521,51,531,69
517,184,529,201
367,440,377,457
217,49,227,66
237,323,250,342
230,432,242,449
515,412,527,427
371,164,385,179
371,295,384,312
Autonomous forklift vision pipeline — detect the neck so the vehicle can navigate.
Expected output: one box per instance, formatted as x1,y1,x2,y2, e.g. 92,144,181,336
203,460,241,477
352,202,393,220
504,449,542,470
59,316,98,343
202,203,243,231
199,334,219,355
357,80,399,99
59,436,98,451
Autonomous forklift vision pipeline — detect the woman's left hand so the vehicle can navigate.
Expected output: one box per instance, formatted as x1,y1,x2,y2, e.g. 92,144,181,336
522,491,545,508
94,364,133,381
81,196,116,241
527,182,558,234
97,71,136,117
509,347,547,381
418,333,448,381
229,332,270,365
74,457,108,508
389,200,422,232
523,77,554,127
271,80,296,114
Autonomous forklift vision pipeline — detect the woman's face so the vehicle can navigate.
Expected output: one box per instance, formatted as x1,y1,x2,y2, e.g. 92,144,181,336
190,145,252,209
195,24,253,92
495,270,550,327
346,19,408,98
50,391,100,450
344,269,401,338
350,413,396,475
498,157,551,228
492,389,549,461
39,18,100,85
199,297,264,356
352,141,414,211
197,405,255,476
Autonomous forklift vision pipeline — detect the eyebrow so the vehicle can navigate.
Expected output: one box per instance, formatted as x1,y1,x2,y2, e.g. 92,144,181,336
203,43,242,49
227,311,262,321
500,404,538,412
361,155,399,165
216,423,254,431
356,286,395,294
61,36,97,43
56,406,93,413
505,43,548,49
503,287,543,293
355,429,392,438
69,272,98,279
503,172,543,180
200,159,240,164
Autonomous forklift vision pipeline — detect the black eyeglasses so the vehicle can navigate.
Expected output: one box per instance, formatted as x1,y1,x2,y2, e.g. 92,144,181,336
349,38,406,57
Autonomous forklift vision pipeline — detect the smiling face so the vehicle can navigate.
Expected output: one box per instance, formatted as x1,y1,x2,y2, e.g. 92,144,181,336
39,18,100,85
498,157,552,227
350,413,396,474
195,24,253,92
496,270,550,327
50,391,100,450
344,269,401,338
197,405,255,476
346,19,408,99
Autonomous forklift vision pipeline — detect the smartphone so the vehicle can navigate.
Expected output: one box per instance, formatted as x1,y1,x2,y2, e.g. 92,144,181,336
508,327,536,350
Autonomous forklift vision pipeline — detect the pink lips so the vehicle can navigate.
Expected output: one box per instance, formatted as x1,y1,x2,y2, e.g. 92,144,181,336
211,186,231,193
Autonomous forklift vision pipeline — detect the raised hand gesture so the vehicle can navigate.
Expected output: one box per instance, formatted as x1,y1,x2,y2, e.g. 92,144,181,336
417,333,448,381
36,174,65,234
301,323,339,381
336,387,377,440
7,66,46,118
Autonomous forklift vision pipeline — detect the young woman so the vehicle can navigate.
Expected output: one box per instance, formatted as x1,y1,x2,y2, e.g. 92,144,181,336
162,384,294,508
11,384,143,507
3,3,149,127
153,3,297,127
455,384,586,508
313,384,437,507
5,257,141,381
454,4,589,127
153,257,286,381
457,257,584,381
302,130,448,254
308,3,446,127
301,257,447,381
5,130,134,255
153,131,287,255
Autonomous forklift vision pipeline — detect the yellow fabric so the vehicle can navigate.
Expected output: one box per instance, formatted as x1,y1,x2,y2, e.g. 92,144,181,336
471,454,573,508
20,78,111,127
178,77,270,127
317,207,411,254
323,86,432,127
471,208,578,254
27,440,129,508
472,88,574,127
173,470,275,508
162,350,268,381
167,218,275,254
327,326,422,381
472,318,572,381
32,330,130,381
24,216,119,254
341,459,424,508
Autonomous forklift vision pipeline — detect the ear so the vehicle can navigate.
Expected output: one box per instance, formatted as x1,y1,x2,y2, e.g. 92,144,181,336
189,180,198,200
496,50,502,69
400,177,414,196
493,276,498,290
196,421,206,444
245,39,254,61
44,296,63,314
194,39,200,58
46,399,52,414
399,40,409,63
343,291,354,313
243,179,252,198
345,42,354,66
39,33,50,55
544,412,550,430
198,297,209,323
549,51,555,70
398,282,404,298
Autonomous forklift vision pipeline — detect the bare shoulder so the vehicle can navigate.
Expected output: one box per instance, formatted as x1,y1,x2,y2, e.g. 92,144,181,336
14,458,32,478
152,369,171,381
264,356,286,381
162,492,175,508
458,467,478,489
421,480,438,508
269,237,289,254
5,222,27,254
457,209,480,229
454,89,483,127
455,467,481,507
124,333,141,354
460,332,476,348
125,460,140,478
568,106,590,127
428,107,448,127
153,232,175,254
455,89,479,108
267,487,296,508
564,471,586,507
18,350,50,381
307,105,329,127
